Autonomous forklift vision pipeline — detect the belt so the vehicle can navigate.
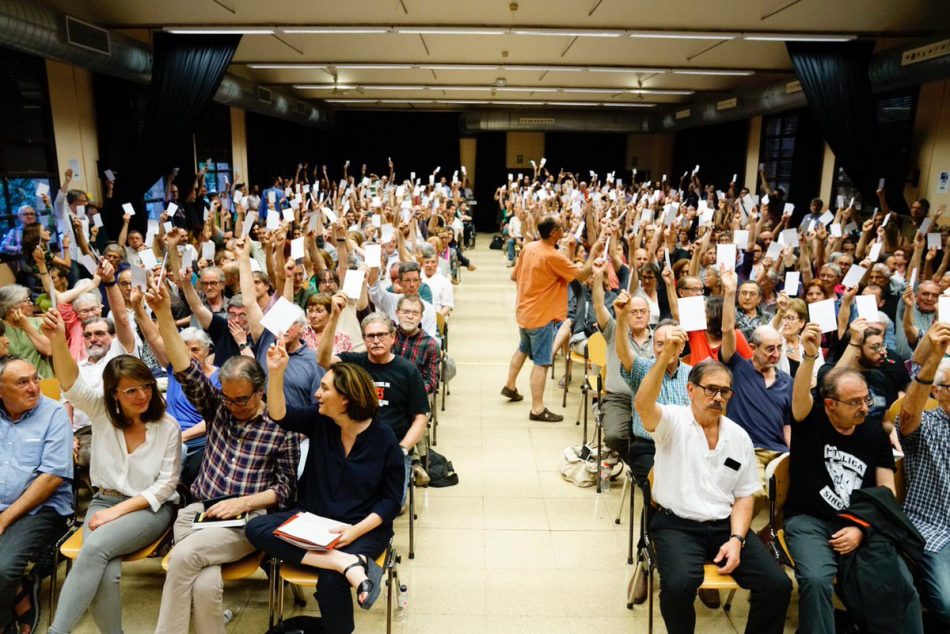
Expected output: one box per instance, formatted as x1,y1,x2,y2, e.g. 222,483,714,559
655,505,729,525
96,488,127,498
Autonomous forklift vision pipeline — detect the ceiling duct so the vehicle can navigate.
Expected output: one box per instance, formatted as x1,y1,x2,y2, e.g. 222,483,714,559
459,109,651,133
0,0,326,126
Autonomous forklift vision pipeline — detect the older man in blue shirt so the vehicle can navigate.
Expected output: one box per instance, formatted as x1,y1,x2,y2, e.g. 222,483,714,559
0,356,73,633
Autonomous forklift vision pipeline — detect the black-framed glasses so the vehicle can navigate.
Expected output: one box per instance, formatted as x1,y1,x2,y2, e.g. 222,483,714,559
363,332,392,341
829,394,873,408
220,392,256,406
693,383,733,398
935,384,950,391
863,343,885,353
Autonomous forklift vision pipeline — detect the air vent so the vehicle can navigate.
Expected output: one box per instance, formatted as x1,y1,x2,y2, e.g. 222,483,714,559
257,86,272,104
65,16,110,55
902,39,950,66
296,101,309,115
518,117,555,125
785,80,802,94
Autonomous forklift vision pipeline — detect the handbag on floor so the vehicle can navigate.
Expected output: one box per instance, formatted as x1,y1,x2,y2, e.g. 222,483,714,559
423,448,459,487
489,234,504,250
559,444,622,488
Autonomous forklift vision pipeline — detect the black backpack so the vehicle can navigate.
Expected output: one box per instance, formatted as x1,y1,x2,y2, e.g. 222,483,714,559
264,616,324,633
424,448,459,487
489,234,504,250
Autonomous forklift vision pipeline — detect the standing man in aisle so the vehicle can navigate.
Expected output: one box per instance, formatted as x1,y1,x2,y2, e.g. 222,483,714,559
501,216,601,422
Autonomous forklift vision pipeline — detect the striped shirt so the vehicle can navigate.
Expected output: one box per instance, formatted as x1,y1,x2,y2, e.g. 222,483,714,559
174,360,299,507
621,357,692,440
898,407,950,552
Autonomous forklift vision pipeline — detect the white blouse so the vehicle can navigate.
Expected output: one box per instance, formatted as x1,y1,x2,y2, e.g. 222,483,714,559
65,377,182,512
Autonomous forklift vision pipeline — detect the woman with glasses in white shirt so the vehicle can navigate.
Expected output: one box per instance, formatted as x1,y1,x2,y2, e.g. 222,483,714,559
40,309,181,634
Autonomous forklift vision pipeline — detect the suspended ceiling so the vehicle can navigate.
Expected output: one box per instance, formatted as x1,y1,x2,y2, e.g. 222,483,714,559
46,0,950,113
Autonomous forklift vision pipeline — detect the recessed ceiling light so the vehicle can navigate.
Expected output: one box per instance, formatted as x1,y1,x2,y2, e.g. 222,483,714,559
672,69,755,76
281,27,390,34
165,27,275,34
628,31,738,40
742,33,855,42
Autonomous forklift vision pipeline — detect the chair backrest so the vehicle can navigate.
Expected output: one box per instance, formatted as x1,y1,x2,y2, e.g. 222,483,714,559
766,452,791,528
586,331,608,368
436,312,446,338
894,457,906,505
40,377,61,400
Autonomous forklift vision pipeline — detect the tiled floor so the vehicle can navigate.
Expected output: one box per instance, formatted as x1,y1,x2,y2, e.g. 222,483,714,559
55,237,800,632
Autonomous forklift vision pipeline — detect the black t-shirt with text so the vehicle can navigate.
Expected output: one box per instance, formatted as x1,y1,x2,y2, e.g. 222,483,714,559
338,352,430,439
785,392,895,521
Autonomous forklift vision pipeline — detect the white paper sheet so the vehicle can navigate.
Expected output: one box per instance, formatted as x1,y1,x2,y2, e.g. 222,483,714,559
36,182,49,197
77,253,98,276
241,212,257,239
881,213,892,228
716,244,737,272
92,213,103,228
201,241,216,261
341,269,365,300
830,224,843,238
139,249,158,270
855,295,879,321
260,297,303,337
104,169,115,182
868,241,883,262
678,296,708,332
380,224,395,244
783,203,795,216
130,265,147,291
919,217,933,235
766,241,783,260
734,230,749,249
323,207,337,223
282,208,295,223
290,237,305,261
784,272,800,296
928,233,943,250
122,202,135,216
819,211,834,226
266,212,281,231
841,264,867,289
909,267,918,290
878,177,886,189
68,158,80,179
163,221,173,233
363,244,382,268
808,298,838,333
779,229,799,248
268,191,277,204
167,202,179,216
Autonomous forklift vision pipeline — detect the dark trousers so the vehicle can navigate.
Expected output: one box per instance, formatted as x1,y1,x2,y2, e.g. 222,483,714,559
246,511,390,634
0,507,69,627
627,436,656,550
651,511,791,634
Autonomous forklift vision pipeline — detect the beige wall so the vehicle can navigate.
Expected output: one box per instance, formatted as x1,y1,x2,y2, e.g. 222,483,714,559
230,107,249,185
908,79,950,211
459,138,476,188
625,132,673,181
46,60,101,203
506,132,544,170
744,116,762,191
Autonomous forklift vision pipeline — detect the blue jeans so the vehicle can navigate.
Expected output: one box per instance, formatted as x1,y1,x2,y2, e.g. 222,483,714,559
506,238,516,261
401,453,411,506
921,543,950,624
518,321,558,367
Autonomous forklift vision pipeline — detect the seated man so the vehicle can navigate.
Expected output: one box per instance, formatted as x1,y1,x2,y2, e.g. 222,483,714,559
897,324,950,626
147,284,298,634
0,357,73,633
785,323,923,634
368,262,439,340
634,339,791,634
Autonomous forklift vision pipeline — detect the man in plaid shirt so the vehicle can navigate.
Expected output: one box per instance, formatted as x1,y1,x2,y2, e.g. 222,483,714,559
393,295,440,395
148,284,299,634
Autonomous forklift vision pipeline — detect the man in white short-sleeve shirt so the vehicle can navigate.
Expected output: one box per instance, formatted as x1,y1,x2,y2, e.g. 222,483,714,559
634,330,791,634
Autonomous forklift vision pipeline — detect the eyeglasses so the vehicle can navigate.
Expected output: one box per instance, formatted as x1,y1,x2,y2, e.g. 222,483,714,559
934,384,950,391
202,280,222,286
863,343,885,352
829,394,873,408
693,383,734,398
83,330,110,339
364,332,392,341
220,392,256,406
116,383,154,398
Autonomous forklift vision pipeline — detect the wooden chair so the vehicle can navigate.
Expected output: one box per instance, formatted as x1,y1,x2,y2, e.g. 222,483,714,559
765,453,793,566
268,543,398,633
566,332,607,444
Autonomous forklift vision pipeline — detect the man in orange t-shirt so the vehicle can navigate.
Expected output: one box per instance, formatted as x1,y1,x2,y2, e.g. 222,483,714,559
502,215,601,421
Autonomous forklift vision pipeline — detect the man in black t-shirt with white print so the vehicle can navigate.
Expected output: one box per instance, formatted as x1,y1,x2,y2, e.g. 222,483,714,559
785,323,922,634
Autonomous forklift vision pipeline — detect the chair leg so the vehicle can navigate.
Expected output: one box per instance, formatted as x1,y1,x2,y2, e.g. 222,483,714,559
440,369,447,411
647,565,655,634
581,386,589,445
615,470,629,524
49,551,58,626
385,551,394,634
291,583,306,607
268,558,278,629
627,476,636,565
408,479,416,560
723,588,737,612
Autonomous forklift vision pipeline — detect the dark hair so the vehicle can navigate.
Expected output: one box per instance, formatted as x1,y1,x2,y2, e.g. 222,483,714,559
66,189,86,205
21,222,43,256
688,359,733,387
103,355,166,429
917,198,931,215
705,296,723,337
219,355,267,392
397,261,421,279
811,197,823,210
819,367,866,400
329,362,379,421
538,215,560,239
397,294,424,312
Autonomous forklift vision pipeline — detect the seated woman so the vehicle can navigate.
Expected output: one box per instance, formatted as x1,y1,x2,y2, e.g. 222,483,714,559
41,309,181,634
246,339,403,634
302,293,353,355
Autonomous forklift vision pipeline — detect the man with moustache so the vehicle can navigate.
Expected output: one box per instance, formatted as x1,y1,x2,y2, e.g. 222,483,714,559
896,280,938,359
392,295,440,396
635,336,791,634
784,324,921,634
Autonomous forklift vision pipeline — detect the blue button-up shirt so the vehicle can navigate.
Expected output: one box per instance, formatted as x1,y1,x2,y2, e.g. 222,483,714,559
621,357,692,440
0,396,74,516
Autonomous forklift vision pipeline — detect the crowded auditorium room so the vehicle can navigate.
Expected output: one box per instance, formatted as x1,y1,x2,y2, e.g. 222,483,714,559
0,0,949,632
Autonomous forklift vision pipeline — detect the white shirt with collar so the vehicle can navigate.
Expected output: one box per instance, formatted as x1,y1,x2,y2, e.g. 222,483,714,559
422,270,454,312
650,403,760,522
78,337,138,387
369,277,439,340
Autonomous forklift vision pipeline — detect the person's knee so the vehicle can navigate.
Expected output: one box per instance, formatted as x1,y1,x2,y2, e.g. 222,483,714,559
795,568,834,593
192,573,223,603
167,540,206,573
658,565,702,597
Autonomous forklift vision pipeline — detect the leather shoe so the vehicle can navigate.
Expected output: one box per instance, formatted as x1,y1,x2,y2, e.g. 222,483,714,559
698,588,721,609
500,386,524,402
631,564,648,605
529,408,564,422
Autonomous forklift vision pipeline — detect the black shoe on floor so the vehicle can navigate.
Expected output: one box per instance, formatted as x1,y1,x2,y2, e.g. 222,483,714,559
529,408,564,422
698,588,721,609
500,386,524,402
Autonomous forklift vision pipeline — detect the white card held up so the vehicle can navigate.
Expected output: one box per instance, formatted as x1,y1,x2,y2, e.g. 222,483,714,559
819,211,834,226
762,194,770,205
250,258,263,272
677,296,708,332
841,264,867,289
260,297,304,337
845,221,858,234
785,271,800,296
779,229,800,248
380,224,395,244
766,241,783,260
341,269,365,300
167,202,179,216
664,249,672,272
855,295,879,321
868,241,883,262
242,212,257,238
104,169,115,182
716,243,737,272
163,221,173,233
830,223,843,238
919,217,933,235
78,253,97,275
268,191,277,204
130,265,148,291
266,212,280,231
909,267,918,290
122,202,135,216
741,194,755,211
808,298,838,333
92,213,103,228
290,237,305,261
370,214,382,229
36,182,49,197
182,249,194,274
928,233,942,250
784,203,795,216
881,212,892,228
878,177,886,189
282,208,295,223
734,230,749,249
322,207,337,223
837,195,845,209
76,205,86,218
201,241,216,261
363,244,382,268
139,249,158,270
937,295,950,325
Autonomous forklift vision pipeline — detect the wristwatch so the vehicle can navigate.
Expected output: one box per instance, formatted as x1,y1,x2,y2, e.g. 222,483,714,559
730,533,746,548
238,342,249,351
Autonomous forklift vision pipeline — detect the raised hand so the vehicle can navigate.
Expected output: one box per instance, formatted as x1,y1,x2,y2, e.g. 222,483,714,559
801,323,822,356
266,337,289,373
39,308,65,340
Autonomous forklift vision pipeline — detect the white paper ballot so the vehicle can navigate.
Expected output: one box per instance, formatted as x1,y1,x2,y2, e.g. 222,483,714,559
242,212,257,239
167,202,179,216
77,253,97,276
785,272,800,296
341,269,365,300
699,208,714,226
268,191,276,204
363,244,382,268
678,296,708,332
663,205,677,226
163,221,173,233
664,249,672,272
323,207,337,223
380,224,395,244
371,215,382,229
69,159,80,179
937,295,950,325
35,182,49,197
837,195,845,209
573,221,585,240
809,299,838,333
266,212,280,231
854,295,878,321
766,241,783,260
919,217,933,235
845,222,858,234
909,267,918,290
104,169,115,182
779,229,800,248
830,223,843,238
928,233,942,250
762,194,770,205
732,173,737,183
130,265,148,291
784,203,795,216
878,177,886,189
841,264,867,289
734,230,749,249
181,248,194,274
92,213,103,228
741,194,755,211
282,208,295,223
139,249,158,270
260,297,304,337
122,203,135,216
716,244,737,272
819,211,834,226
75,205,86,218
881,213,892,228
868,241,883,262
290,237,305,261
250,258,263,272
233,189,243,205
201,241,216,261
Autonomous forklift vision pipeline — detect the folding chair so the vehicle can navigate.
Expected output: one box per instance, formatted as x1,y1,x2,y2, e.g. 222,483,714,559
268,542,399,633
435,313,450,430
765,453,793,567
26,517,74,627
568,332,607,444
615,463,638,565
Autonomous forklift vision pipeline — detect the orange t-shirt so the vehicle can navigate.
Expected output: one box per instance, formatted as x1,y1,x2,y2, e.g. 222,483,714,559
513,240,581,328
687,329,753,366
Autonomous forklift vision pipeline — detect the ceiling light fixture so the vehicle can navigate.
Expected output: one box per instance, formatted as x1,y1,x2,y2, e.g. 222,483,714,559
496,86,559,92
742,33,856,42
395,27,507,35
672,69,756,76
417,64,502,70
628,30,738,40
334,63,416,69
281,27,390,34
510,28,622,37
247,64,328,69
164,27,275,35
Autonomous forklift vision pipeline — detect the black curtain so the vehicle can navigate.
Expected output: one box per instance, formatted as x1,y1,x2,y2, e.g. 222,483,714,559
111,33,241,230
544,132,626,182
473,132,506,232
787,40,906,214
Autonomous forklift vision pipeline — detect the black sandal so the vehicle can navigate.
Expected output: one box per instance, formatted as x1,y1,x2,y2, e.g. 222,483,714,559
13,575,38,634
342,555,383,610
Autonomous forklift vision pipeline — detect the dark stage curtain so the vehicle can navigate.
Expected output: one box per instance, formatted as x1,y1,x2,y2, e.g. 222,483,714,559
787,40,906,213
111,33,241,230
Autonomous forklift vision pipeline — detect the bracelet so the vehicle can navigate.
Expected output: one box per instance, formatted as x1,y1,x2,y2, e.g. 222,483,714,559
730,534,746,547
102,280,116,287
849,342,862,347
803,352,819,360
915,377,934,386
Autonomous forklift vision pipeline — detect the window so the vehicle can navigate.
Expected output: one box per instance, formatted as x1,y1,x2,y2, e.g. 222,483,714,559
144,177,166,219
194,103,232,197
759,112,798,197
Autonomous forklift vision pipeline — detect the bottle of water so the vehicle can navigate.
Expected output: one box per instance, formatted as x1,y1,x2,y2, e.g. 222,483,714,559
223,609,234,624
397,584,409,621
600,461,611,492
